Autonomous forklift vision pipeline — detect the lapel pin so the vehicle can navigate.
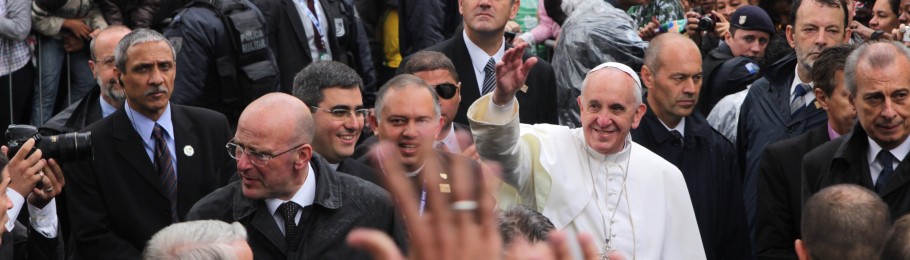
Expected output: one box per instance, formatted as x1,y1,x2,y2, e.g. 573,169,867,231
184,145,195,157
440,173,448,180
440,184,451,193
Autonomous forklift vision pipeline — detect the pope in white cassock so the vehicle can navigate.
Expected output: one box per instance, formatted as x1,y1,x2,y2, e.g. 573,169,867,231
469,44,706,259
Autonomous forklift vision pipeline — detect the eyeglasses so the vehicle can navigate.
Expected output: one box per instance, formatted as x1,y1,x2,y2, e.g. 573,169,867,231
310,106,369,120
225,142,304,167
433,83,458,99
95,56,115,68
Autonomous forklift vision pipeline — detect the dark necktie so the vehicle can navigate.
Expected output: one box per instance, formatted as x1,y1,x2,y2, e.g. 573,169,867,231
790,83,811,115
307,0,325,51
278,202,302,247
669,130,683,147
876,150,896,192
481,58,496,95
152,124,179,223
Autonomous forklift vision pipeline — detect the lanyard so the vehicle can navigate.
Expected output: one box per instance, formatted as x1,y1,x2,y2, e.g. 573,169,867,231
301,1,328,51
418,186,427,216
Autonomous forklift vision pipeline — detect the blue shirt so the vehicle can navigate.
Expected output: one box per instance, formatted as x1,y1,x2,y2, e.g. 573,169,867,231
99,96,118,118
125,102,177,177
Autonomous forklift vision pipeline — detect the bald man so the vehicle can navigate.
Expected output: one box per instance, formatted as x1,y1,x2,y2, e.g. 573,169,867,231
630,34,749,259
469,44,705,259
187,93,405,259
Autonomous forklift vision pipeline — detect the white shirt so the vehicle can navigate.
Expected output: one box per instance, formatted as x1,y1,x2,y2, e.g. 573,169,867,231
436,124,462,152
462,31,505,94
292,0,332,61
266,163,317,235
5,190,58,238
790,66,815,109
659,117,686,138
867,137,910,185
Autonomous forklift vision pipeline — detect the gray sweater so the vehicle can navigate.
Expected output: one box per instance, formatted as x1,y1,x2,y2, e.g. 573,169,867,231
0,0,32,41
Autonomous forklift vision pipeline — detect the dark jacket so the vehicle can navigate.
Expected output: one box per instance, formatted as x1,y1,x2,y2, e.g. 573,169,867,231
39,85,103,135
0,221,61,260
336,157,377,183
698,44,761,115
187,155,406,259
757,125,830,260
97,0,185,29
417,32,558,125
736,53,827,232
67,104,236,259
164,2,281,127
396,0,460,57
253,0,376,102
803,123,910,222
631,103,750,260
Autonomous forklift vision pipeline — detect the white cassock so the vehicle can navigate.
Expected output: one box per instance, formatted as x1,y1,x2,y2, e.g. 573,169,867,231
469,94,706,260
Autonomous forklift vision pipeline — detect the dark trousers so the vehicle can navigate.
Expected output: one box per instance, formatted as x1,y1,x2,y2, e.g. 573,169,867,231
1,62,35,144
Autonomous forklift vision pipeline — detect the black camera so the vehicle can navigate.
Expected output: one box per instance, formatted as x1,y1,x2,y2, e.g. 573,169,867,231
696,14,717,32
6,125,93,162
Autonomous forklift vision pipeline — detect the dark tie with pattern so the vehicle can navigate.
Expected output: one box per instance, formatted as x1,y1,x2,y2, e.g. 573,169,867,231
279,201,302,247
790,83,811,115
152,124,179,223
306,0,325,51
670,130,683,147
876,150,896,192
481,58,496,95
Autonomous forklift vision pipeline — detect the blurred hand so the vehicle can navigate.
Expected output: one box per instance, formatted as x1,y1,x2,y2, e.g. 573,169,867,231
62,19,91,39
639,17,661,41
851,21,875,39
1,139,46,198
90,28,102,39
63,34,85,52
505,21,522,33
493,43,537,106
685,11,702,39
27,158,64,209
712,11,730,39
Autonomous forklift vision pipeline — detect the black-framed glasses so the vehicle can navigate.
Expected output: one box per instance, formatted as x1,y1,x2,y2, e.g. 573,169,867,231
225,142,304,167
433,83,458,99
310,106,369,120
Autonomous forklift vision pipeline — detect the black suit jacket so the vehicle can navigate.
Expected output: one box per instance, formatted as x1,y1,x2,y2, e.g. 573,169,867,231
66,104,236,259
253,0,373,95
756,125,830,260
803,123,910,222
336,157,377,184
187,155,406,259
631,104,750,260
39,85,103,135
413,32,558,125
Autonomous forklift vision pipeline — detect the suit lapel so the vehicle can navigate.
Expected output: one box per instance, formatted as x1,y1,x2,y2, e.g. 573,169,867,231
251,202,288,255
111,109,169,199
451,33,481,111
285,0,313,62
171,105,202,216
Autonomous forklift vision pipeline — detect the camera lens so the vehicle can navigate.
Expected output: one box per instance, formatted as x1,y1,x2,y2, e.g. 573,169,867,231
698,16,716,31
37,132,93,162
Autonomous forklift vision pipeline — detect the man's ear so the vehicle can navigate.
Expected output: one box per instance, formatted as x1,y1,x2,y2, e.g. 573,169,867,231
295,144,313,170
786,25,796,48
631,102,647,129
795,239,810,260
641,65,654,90
814,88,830,111
369,114,380,136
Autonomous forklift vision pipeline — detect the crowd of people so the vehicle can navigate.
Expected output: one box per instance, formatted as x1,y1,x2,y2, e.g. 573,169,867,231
3,0,910,259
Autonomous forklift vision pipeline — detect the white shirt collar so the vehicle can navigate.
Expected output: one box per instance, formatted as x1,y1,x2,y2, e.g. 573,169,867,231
266,163,317,214
658,117,686,138
790,66,815,104
462,31,505,89
437,124,461,152
867,136,910,166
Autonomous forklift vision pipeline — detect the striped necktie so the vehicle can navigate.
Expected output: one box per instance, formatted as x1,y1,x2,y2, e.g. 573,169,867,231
481,58,496,95
152,124,179,222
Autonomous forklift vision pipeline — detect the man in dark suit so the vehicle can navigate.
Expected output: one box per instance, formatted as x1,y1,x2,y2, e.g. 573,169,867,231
803,42,910,224
756,44,856,259
252,0,377,102
187,93,405,259
292,61,376,178
40,25,132,135
630,34,750,260
66,29,236,259
736,0,850,231
404,0,557,125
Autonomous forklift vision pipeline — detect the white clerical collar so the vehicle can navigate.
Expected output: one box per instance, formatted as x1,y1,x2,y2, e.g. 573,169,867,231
266,163,317,214
582,133,633,164
658,117,686,138
462,30,505,77
867,136,910,166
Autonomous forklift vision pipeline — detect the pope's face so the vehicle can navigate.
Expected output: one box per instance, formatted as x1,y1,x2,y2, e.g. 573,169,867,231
578,70,646,155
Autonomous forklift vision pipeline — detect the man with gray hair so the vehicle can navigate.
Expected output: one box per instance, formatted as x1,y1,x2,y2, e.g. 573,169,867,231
803,41,910,224
188,93,404,259
796,184,890,260
470,44,704,259
143,220,252,260
66,28,236,259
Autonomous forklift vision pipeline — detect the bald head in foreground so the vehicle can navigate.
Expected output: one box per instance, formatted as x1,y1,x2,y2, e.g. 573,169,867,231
468,44,705,259
797,184,890,260
187,93,405,259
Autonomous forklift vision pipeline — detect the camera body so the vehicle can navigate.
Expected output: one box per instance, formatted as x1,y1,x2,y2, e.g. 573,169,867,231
658,14,717,34
6,124,93,163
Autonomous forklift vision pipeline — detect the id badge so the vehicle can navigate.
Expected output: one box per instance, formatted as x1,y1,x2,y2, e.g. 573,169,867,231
319,52,331,61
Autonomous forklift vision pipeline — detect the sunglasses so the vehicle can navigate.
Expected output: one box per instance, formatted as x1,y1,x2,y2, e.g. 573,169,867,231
434,83,458,99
